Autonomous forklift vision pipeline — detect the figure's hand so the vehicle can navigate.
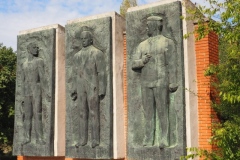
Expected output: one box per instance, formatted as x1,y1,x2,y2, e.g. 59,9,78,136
169,83,178,93
46,93,51,102
22,112,25,121
71,92,77,101
99,94,105,100
20,100,24,115
142,53,151,64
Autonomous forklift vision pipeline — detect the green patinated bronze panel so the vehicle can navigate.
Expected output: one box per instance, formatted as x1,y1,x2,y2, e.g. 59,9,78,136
65,17,113,159
126,2,186,160
13,29,56,156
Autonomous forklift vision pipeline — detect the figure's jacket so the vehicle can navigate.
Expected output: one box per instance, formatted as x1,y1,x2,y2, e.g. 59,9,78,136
72,45,106,96
21,57,45,96
132,35,177,88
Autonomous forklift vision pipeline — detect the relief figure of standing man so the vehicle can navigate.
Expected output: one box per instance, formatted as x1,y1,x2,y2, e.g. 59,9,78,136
132,16,178,148
71,26,106,148
21,43,46,145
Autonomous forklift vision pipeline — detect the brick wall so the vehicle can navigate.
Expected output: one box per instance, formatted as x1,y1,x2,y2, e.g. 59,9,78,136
195,24,219,153
123,33,128,160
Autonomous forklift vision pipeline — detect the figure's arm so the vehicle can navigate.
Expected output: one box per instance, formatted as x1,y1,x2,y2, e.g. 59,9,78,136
167,39,178,92
20,64,25,114
132,45,151,70
38,59,51,101
38,59,45,81
71,56,77,101
96,51,106,99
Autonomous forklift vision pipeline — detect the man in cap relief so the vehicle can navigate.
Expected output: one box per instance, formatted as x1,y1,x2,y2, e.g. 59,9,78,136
132,15,178,148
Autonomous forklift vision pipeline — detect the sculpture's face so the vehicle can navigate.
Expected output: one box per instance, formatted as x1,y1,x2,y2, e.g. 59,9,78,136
30,44,39,56
146,20,162,37
81,31,92,47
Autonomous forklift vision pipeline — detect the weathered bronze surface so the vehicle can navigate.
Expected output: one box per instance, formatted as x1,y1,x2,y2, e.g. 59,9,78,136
127,2,186,159
13,29,56,156
65,17,113,159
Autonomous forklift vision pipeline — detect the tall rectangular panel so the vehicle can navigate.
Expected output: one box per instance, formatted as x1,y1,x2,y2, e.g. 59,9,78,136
65,17,113,159
13,29,56,156
126,2,186,159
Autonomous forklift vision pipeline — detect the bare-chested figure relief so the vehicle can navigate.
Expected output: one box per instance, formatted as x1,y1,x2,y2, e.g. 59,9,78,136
21,43,47,145
71,26,106,148
132,16,178,148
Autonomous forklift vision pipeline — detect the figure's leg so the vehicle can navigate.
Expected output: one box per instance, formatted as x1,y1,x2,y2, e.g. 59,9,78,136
71,99,80,146
33,86,45,145
154,86,169,148
22,96,33,145
78,88,88,146
88,87,100,148
142,86,155,146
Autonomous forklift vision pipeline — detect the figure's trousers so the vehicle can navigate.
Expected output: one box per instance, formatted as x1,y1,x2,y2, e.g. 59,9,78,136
141,85,169,146
23,88,43,142
77,83,100,145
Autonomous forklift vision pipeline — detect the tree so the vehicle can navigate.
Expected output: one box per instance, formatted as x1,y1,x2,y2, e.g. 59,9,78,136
183,0,240,159
120,0,137,18
0,43,16,155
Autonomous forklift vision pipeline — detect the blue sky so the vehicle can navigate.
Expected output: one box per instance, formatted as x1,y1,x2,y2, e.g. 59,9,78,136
0,0,203,51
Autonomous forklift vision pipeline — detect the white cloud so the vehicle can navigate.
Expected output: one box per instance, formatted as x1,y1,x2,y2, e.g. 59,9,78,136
0,0,121,51
0,0,206,51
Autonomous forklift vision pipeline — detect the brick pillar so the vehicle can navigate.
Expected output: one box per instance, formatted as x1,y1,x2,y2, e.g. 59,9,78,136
195,25,219,153
17,156,24,160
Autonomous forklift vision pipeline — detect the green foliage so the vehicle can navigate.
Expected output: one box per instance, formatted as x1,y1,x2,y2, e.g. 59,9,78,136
0,43,16,155
183,117,240,160
120,0,137,18
183,0,240,159
120,0,131,18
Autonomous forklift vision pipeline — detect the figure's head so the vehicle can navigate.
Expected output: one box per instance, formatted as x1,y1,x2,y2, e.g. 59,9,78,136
27,42,39,56
146,16,163,37
80,26,93,47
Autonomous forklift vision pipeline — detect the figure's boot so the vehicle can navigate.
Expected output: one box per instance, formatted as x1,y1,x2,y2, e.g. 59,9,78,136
91,121,100,148
159,137,169,149
36,113,46,145
22,121,31,145
91,139,99,148
159,123,169,148
91,105,100,148
72,131,80,148
79,111,88,146
79,137,88,146
143,120,154,147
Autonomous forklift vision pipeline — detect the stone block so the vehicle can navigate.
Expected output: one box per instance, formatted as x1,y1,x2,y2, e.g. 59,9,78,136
126,1,186,159
13,24,65,156
65,12,125,159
